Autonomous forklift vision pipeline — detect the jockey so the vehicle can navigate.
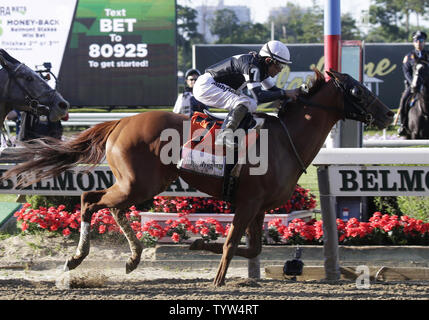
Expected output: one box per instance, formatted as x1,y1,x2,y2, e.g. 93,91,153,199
193,40,300,149
398,30,429,136
173,68,209,116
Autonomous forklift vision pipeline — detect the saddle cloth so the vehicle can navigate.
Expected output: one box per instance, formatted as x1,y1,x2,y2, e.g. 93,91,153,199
177,111,265,177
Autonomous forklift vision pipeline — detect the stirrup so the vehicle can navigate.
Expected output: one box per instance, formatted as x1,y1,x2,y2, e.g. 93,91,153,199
203,109,225,121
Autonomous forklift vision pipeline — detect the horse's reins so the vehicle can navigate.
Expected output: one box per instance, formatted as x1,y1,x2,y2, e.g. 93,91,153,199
278,79,377,175
278,117,307,174
297,79,378,125
277,93,341,175
297,96,343,116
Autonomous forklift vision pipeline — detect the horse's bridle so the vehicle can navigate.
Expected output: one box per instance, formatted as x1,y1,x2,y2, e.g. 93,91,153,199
331,76,377,126
277,75,379,174
279,77,377,126
0,63,55,115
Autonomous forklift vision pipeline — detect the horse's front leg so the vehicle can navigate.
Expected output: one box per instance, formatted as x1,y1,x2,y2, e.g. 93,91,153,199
190,212,264,259
213,206,259,287
212,224,240,287
110,208,143,274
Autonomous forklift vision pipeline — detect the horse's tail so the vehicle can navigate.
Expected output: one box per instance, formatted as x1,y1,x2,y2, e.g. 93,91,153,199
1,120,120,187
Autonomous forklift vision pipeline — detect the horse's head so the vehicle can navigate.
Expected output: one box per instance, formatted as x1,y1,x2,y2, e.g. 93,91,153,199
0,49,69,122
326,69,394,129
411,61,429,95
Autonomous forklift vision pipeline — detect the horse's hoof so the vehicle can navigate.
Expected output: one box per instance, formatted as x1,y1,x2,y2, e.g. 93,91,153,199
189,239,205,251
213,279,225,287
64,257,81,271
125,259,139,274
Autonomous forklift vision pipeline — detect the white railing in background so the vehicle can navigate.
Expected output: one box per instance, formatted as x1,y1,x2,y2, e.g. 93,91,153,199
6,113,429,147
313,147,429,165
363,139,429,147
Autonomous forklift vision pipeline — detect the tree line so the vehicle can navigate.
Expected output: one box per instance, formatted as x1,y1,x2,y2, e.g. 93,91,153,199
177,0,429,71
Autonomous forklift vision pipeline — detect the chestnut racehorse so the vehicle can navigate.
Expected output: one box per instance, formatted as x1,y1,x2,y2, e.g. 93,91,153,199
1,69,393,286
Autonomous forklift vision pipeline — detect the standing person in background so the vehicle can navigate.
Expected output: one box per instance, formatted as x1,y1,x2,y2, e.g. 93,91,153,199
173,68,209,117
1,110,21,148
6,110,21,136
398,30,429,136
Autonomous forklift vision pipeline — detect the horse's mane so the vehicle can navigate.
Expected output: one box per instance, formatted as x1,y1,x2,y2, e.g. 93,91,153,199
276,68,326,117
304,68,326,96
0,49,20,64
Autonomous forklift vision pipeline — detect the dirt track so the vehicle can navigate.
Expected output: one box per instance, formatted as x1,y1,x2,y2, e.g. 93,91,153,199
1,272,429,300
1,234,429,300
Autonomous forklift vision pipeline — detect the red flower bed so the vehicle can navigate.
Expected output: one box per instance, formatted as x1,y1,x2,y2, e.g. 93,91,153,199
265,185,317,214
13,184,316,244
268,212,429,245
13,203,231,245
194,217,227,242
14,203,81,237
14,199,429,246
152,184,316,214
152,197,233,214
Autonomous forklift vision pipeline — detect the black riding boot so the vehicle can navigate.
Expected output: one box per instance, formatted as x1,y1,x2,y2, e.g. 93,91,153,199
398,89,411,136
398,106,409,136
215,105,249,149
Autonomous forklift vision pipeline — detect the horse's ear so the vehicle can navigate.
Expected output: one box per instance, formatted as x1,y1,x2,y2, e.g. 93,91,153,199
312,68,326,82
325,70,335,79
0,56,6,68
327,68,346,81
0,50,10,69
328,68,342,77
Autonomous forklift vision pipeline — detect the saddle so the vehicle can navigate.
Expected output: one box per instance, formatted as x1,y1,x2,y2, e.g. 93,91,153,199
177,110,265,203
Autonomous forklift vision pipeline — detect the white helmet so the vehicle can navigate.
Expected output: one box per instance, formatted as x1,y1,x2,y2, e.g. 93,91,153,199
259,40,292,64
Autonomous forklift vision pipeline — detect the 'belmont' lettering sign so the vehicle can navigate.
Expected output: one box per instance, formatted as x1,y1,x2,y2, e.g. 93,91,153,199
0,164,208,197
328,165,429,196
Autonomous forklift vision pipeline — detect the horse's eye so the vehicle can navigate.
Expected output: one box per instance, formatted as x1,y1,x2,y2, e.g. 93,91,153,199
26,76,33,82
351,87,361,97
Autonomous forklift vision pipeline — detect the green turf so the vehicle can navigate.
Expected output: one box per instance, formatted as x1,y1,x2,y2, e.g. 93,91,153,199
0,202,21,228
0,194,18,202
297,164,320,209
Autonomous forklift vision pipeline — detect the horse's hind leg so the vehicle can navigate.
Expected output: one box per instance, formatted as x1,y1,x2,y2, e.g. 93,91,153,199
65,189,107,271
110,207,143,273
66,176,169,273
65,182,149,272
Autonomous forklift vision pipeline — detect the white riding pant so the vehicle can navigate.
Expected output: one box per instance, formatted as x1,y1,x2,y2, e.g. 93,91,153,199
193,73,258,112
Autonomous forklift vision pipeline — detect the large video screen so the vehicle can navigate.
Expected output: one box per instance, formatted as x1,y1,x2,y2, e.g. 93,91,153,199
59,0,177,107
0,0,177,107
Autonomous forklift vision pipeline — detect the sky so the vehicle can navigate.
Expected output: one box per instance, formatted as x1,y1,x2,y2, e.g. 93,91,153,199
178,0,373,25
